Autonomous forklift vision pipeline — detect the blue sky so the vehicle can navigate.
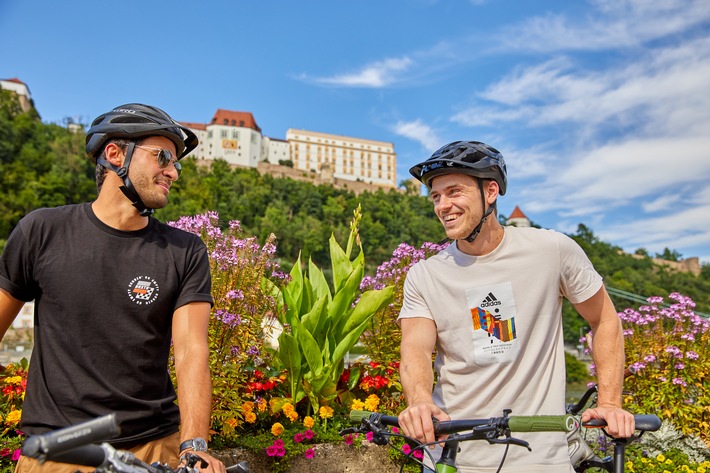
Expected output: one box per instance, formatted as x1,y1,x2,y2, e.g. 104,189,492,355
2,0,709,264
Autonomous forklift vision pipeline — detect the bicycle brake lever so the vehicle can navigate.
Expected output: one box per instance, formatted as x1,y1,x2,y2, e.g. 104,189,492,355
486,436,531,451
339,427,360,435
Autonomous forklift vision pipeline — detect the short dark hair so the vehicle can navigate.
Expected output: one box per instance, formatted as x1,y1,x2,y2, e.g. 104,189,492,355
95,138,131,192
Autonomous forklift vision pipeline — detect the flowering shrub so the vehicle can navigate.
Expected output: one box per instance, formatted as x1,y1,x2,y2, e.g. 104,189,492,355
340,360,402,413
167,212,290,440
613,293,709,442
0,359,27,473
625,451,710,473
360,241,448,364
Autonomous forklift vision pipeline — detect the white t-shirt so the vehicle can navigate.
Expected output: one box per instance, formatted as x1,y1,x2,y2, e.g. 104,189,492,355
399,226,602,473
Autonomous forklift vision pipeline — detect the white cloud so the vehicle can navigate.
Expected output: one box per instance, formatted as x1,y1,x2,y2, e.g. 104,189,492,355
392,119,442,152
496,0,710,53
309,57,413,88
641,194,681,213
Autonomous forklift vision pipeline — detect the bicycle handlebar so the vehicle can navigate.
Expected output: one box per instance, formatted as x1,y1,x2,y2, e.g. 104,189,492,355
583,414,661,432
350,410,579,434
21,413,120,462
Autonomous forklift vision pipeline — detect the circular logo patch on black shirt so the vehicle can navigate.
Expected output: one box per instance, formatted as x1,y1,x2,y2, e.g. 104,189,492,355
127,276,160,305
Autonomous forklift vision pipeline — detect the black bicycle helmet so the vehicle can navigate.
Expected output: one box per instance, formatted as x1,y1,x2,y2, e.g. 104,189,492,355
86,103,197,160
85,103,198,216
409,141,507,195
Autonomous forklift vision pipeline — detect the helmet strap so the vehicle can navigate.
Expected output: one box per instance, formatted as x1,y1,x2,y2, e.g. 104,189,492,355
96,142,154,216
464,178,495,243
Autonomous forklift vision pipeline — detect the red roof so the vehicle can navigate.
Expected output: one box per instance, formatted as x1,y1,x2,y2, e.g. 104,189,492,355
3,78,25,84
508,206,528,220
211,109,261,132
180,121,207,131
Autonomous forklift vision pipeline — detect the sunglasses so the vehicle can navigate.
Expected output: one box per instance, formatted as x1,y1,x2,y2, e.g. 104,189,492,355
134,145,182,176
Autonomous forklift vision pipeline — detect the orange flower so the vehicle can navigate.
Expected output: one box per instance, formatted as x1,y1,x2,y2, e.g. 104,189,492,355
244,411,257,423
303,416,315,428
319,406,334,419
271,422,284,436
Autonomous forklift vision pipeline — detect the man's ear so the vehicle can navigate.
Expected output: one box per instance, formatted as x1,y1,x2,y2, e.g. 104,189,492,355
485,179,500,204
103,142,125,167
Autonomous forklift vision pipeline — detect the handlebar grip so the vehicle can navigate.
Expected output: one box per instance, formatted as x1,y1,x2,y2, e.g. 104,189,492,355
350,410,375,423
21,413,120,459
43,444,109,467
508,415,578,432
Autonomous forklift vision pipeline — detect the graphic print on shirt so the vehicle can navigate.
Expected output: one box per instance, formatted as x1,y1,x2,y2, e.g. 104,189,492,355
466,282,519,365
127,276,160,305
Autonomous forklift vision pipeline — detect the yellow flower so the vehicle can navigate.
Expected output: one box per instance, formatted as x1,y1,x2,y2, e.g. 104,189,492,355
351,399,365,411
257,398,267,412
5,376,23,385
271,422,284,436
319,406,334,419
282,402,294,414
656,454,666,463
242,401,254,412
364,394,380,411
225,418,239,428
245,411,257,423
5,409,21,426
303,416,315,429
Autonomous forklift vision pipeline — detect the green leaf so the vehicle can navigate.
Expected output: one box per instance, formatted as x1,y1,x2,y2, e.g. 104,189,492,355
301,294,327,335
291,316,324,375
308,257,332,304
277,332,302,399
329,233,353,294
337,286,394,339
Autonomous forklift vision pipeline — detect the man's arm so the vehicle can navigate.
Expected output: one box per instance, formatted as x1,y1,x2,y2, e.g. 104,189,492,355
398,317,449,446
172,301,225,473
0,288,24,341
574,285,635,438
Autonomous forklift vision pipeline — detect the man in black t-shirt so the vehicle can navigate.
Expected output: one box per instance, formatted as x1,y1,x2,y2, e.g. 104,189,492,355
0,104,226,473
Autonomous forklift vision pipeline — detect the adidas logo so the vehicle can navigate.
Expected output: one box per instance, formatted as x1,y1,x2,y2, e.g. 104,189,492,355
480,292,502,308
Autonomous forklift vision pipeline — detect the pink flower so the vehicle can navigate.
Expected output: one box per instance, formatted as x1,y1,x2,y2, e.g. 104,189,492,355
275,446,286,457
294,433,304,443
266,446,278,457
413,450,424,459
273,439,284,448
11,449,21,461
366,431,374,442
392,427,400,434
304,429,315,440
344,434,354,445
402,444,412,454
304,448,315,459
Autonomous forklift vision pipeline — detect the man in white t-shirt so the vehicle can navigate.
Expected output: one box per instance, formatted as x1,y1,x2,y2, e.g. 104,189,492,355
397,141,635,472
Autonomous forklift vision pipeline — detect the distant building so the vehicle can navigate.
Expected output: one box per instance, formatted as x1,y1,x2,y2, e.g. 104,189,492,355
13,300,34,329
286,129,396,188
183,109,264,168
506,205,531,227
0,77,33,112
183,110,398,189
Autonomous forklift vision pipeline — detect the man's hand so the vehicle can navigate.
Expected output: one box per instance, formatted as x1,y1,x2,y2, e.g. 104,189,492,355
180,451,226,473
581,405,635,438
398,402,450,448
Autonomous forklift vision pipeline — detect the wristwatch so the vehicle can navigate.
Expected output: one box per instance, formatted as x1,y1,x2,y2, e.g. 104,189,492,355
179,437,208,453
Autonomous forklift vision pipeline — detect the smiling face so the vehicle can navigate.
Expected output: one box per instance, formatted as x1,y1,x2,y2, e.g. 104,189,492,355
127,136,179,210
429,173,486,241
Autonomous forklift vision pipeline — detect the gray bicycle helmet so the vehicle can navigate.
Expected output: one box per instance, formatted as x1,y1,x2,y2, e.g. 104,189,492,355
85,103,198,216
409,140,507,195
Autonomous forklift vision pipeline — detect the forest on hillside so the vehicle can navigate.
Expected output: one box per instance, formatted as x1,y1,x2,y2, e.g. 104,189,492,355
2,91,709,344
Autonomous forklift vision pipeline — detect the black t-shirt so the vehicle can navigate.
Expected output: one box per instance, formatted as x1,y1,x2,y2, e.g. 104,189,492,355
0,203,212,447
